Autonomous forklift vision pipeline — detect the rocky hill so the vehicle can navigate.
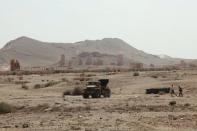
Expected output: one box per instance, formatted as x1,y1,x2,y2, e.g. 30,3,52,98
0,36,179,68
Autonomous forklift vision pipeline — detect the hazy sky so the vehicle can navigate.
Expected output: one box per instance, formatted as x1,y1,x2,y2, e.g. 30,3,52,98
0,0,197,59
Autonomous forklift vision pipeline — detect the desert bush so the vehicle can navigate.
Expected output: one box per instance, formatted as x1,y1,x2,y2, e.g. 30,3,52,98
22,123,29,128
63,90,71,96
0,102,12,114
44,81,59,87
21,84,29,90
31,103,50,112
133,72,139,76
162,75,167,78
11,72,16,75
73,77,91,82
86,74,96,77
84,105,91,110
62,78,69,82
169,101,176,106
168,115,177,120
34,81,59,89
184,103,190,107
75,81,80,85
15,81,30,85
151,75,158,78
72,87,83,96
18,76,23,80
34,84,42,89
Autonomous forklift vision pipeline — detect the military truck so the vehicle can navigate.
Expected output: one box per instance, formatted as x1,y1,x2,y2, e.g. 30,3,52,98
83,79,111,98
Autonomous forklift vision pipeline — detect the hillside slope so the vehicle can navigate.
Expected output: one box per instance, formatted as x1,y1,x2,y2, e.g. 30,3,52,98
0,36,178,67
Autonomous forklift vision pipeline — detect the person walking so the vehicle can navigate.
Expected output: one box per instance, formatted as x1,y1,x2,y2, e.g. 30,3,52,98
170,84,176,97
178,85,183,97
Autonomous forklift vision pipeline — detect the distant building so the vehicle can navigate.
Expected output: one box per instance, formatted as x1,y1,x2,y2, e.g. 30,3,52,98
129,62,143,70
59,54,66,66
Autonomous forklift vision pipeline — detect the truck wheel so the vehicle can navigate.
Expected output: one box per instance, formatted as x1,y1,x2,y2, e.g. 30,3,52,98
103,90,111,98
97,93,101,98
92,94,97,98
103,93,108,98
107,90,111,97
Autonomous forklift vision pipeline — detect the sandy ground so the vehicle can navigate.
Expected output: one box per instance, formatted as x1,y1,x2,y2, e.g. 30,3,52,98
0,70,197,131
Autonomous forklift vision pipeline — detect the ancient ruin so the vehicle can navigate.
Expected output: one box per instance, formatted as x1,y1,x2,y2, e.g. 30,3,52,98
10,59,20,71
59,54,66,66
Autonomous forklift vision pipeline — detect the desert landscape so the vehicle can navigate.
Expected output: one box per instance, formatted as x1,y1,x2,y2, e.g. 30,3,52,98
1,1,197,130
0,69,197,131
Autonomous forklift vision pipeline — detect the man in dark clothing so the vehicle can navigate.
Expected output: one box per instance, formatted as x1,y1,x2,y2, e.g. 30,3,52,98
178,86,183,97
170,84,176,97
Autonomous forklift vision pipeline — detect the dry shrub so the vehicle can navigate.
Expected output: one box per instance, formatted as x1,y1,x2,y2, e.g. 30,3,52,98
162,75,167,78
21,84,29,90
15,81,30,85
18,76,23,80
71,126,81,130
84,105,91,111
72,87,83,96
86,74,96,77
133,72,139,76
34,84,42,89
63,90,71,96
184,103,190,107
75,81,80,85
34,81,60,89
151,75,158,78
22,123,29,128
62,78,69,82
44,81,59,87
169,101,176,106
73,77,90,82
80,73,85,77
31,103,50,112
0,102,13,114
